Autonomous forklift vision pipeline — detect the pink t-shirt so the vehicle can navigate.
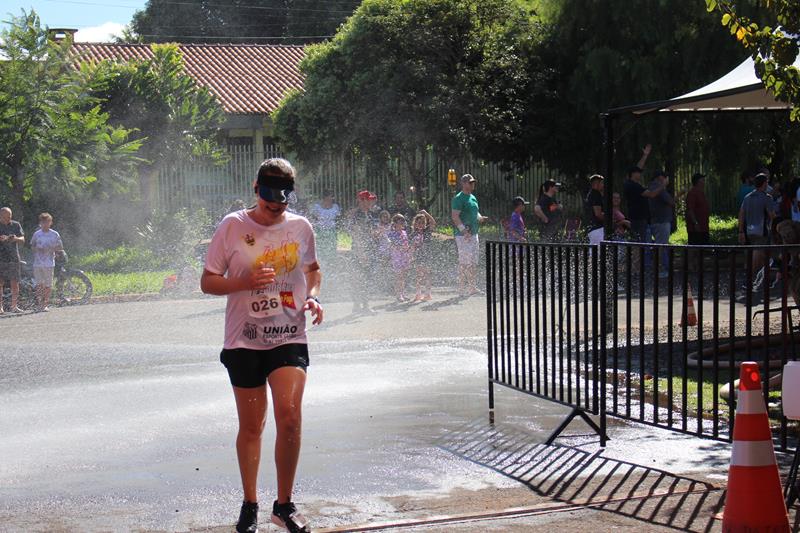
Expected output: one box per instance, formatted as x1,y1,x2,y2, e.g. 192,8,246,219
205,210,317,350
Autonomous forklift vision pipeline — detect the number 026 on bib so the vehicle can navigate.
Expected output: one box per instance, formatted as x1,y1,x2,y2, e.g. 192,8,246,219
248,290,282,319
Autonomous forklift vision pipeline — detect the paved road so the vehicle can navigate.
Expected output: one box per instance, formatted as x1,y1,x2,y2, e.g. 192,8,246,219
0,296,743,532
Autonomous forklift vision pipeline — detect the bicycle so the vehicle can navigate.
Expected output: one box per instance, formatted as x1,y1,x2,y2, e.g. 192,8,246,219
2,255,92,310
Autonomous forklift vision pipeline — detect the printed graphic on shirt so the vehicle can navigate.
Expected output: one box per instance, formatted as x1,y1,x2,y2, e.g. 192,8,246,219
280,291,297,310
245,237,301,321
262,323,301,344
205,210,316,350
252,241,300,275
242,322,258,340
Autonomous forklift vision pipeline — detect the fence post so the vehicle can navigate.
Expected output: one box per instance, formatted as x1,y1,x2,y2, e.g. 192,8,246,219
486,240,495,424
599,241,608,446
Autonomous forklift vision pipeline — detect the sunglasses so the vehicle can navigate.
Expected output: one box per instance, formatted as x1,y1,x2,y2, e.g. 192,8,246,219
257,184,291,204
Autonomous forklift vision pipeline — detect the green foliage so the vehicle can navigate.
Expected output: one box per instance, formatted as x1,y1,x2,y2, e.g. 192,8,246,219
129,0,361,44
74,245,164,273
707,0,800,120
85,44,227,172
75,209,212,273
669,215,739,245
87,270,172,295
0,10,142,224
274,0,553,208
539,0,767,183
135,208,212,269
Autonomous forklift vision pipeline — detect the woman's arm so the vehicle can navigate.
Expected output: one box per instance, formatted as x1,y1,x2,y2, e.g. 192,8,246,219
303,262,323,325
200,266,275,296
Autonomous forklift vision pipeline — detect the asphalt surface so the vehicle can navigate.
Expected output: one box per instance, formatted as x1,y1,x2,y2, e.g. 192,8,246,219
0,294,784,532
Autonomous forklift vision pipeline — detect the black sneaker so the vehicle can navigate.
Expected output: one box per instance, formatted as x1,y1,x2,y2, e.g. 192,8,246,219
271,500,310,532
236,501,258,533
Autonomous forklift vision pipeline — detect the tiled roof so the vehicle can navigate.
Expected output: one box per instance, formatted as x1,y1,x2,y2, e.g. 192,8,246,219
71,43,306,115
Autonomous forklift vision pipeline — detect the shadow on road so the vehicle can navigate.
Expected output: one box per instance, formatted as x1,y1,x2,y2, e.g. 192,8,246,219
420,295,467,312
436,419,750,532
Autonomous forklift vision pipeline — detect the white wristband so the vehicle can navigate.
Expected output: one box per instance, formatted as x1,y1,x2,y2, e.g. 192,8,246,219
458,224,466,232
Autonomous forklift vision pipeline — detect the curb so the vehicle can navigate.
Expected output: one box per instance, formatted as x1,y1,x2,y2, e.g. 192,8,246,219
88,292,212,304
86,286,466,306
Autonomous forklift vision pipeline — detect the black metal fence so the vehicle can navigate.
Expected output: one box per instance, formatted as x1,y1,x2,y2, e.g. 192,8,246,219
486,239,800,450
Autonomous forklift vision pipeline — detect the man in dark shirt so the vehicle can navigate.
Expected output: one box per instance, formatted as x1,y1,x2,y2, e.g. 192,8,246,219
648,171,674,277
623,165,666,243
533,180,563,241
0,207,25,313
584,175,605,245
621,144,652,241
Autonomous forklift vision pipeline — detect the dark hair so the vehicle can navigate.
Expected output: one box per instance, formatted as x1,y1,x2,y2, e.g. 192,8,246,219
753,173,768,188
257,158,295,182
691,174,705,186
627,166,642,178
322,189,334,198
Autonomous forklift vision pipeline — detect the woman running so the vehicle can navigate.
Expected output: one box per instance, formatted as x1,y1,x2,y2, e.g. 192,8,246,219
201,158,322,533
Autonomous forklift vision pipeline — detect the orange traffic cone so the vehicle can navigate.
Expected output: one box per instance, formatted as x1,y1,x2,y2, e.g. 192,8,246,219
722,362,789,532
680,284,698,327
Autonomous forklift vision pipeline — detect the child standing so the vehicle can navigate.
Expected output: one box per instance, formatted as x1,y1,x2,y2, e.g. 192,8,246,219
508,196,529,242
387,214,411,301
30,212,64,312
410,210,436,301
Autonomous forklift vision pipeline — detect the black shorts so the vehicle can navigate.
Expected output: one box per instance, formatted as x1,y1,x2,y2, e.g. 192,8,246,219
220,343,309,388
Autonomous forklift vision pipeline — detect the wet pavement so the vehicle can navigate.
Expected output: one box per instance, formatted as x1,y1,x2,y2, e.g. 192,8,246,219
0,296,784,532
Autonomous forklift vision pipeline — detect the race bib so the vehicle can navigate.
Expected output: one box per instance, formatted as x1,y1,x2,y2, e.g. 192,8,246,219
248,289,283,319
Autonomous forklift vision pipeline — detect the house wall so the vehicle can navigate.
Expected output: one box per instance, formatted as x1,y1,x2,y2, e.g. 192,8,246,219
222,114,275,163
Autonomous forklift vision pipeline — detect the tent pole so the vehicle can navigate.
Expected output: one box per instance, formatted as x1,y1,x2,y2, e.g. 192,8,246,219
603,113,615,237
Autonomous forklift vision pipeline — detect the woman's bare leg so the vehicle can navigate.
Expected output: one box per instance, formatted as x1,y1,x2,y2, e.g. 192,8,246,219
268,366,307,504
232,385,268,502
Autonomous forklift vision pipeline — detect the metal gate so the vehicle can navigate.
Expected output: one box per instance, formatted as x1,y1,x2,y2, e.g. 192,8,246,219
487,239,800,450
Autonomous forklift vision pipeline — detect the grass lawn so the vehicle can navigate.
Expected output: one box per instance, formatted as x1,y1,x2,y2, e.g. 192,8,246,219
652,375,732,418
87,270,172,296
670,215,738,245
648,372,781,422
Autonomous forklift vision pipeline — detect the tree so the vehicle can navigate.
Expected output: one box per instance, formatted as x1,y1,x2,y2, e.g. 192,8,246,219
273,0,554,208
537,0,782,185
84,44,227,203
706,0,800,120
0,11,141,224
128,0,361,44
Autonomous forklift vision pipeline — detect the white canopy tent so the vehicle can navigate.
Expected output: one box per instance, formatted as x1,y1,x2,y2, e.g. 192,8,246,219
601,55,796,233
607,55,798,115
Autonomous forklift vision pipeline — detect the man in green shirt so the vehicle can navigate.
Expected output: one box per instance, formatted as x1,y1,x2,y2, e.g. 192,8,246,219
451,174,488,295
